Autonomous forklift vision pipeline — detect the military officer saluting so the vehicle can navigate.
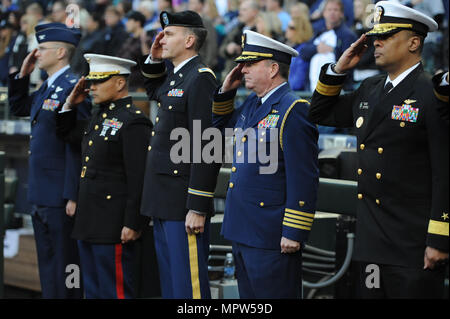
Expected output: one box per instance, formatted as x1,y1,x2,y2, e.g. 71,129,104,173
57,54,152,298
309,1,449,298
8,22,90,298
139,10,220,299
213,30,319,298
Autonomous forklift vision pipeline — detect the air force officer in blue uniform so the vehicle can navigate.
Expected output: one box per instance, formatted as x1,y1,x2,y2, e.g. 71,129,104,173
213,30,319,298
8,23,91,298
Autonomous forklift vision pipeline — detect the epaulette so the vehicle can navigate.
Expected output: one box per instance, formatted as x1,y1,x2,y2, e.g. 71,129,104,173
198,67,216,79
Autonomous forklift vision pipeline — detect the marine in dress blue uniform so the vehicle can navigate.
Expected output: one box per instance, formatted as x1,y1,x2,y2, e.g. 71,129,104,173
213,30,319,298
8,23,90,299
56,54,152,298
139,11,220,299
308,2,449,298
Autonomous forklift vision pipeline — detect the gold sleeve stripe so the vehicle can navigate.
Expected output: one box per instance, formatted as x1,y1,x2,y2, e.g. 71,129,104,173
283,221,311,231
187,234,202,299
428,220,449,236
279,99,310,151
213,99,234,115
434,89,449,103
315,80,343,96
188,188,214,198
285,208,315,218
283,217,313,227
214,100,235,107
284,212,314,223
141,70,167,79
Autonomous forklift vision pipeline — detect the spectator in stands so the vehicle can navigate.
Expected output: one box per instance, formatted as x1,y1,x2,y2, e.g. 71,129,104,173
117,0,132,26
265,0,291,31
223,0,240,33
25,2,45,25
188,0,218,69
51,0,67,24
138,0,158,31
255,11,283,42
309,0,354,30
71,11,105,76
0,19,15,86
299,0,357,92
285,12,313,91
103,5,129,56
289,1,310,19
1,0,19,13
219,0,259,79
5,9,21,32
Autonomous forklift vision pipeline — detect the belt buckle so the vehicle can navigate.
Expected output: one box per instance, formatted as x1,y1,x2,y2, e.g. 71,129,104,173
81,166,87,178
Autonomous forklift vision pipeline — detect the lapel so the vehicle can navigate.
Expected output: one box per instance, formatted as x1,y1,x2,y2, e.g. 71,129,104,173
247,83,289,128
164,56,200,94
360,64,423,141
31,68,71,121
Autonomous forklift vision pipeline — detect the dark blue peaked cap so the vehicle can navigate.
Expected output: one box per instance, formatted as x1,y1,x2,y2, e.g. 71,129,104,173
35,23,81,46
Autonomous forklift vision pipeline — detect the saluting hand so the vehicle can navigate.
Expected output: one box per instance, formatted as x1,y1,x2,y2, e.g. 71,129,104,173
65,76,89,110
281,237,301,254
19,48,38,78
150,31,165,61
334,34,368,74
221,64,244,93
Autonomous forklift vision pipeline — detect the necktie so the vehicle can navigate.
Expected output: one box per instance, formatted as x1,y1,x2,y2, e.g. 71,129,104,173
383,81,393,95
256,98,262,107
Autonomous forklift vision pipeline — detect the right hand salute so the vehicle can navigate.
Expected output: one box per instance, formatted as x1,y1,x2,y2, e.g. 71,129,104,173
150,31,165,61
19,48,38,78
65,76,90,109
334,34,368,74
221,63,244,93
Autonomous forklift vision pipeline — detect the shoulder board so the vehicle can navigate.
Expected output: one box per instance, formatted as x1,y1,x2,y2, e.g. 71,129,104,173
198,68,216,79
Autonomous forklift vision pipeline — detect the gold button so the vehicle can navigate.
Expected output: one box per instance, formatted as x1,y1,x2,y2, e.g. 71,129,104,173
260,202,264,207
299,201,305,207
136,110,141,114
156,117,159,123
400,121,405,127
106,195,111,200
378,147,383,154
360,144,365,150
357,168,362,175
152,131,155,136
241,137,247,143
89,140,93,146
376,199,380,205
237,151,242,157
95,125,99,130
376,173,381,180
261,132,265,136
126,104,131,108
168,105,173,110
109,104,115,110
102,113,107,118
104,137,108,141
85,156,89,162
173,170,178,175
148,146,152,151
231,167,236,172
30,135,33,139
260,138,264,142
28,150,31,155
358,193,363,200
229,182,234,188
157,102,161,107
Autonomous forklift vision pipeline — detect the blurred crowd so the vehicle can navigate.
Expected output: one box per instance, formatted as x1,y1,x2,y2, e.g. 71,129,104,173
1,0,449,92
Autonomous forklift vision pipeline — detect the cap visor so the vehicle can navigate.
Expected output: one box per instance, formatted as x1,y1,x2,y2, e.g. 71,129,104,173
234,55,266,63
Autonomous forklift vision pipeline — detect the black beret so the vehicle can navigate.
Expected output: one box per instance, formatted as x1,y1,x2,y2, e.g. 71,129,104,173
160,10,204,29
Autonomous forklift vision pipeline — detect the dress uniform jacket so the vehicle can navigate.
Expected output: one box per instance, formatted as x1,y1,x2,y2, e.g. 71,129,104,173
309,63,449,268
56,96,152,244
139,56,221,220
212,83,319,249
8,69,91,206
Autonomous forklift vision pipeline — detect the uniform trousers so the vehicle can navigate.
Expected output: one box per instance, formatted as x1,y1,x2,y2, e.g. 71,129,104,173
77,240,135,299
31,205,82,299
232,241,302,299
153,217,211,299
358,262,446,299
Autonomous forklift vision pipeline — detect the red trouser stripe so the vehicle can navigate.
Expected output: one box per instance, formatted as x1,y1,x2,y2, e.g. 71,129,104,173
115,244,125,299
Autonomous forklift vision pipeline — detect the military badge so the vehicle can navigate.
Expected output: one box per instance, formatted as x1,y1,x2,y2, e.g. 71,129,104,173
359,102,369,109
258,114,280,129
162,12,169,26
167,89,184,97
51,93,58,99
100,117,123,136
42,99,60,111
374,6,384,23
356,116,364,128
391,104,419,123
55,86,63,92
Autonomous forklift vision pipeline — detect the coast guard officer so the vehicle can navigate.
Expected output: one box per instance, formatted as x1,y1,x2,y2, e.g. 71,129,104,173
213,30,319,298
8,22,90,299
139,10,220,299
308,1,449,298
56,54,152,298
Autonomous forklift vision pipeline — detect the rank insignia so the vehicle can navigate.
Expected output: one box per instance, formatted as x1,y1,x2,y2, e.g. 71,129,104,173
391,104,419,123
359,102,369,109
100,117,123,136
42,99,60,111
167,89,184,97
271,109,279,114
258,114,280,129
